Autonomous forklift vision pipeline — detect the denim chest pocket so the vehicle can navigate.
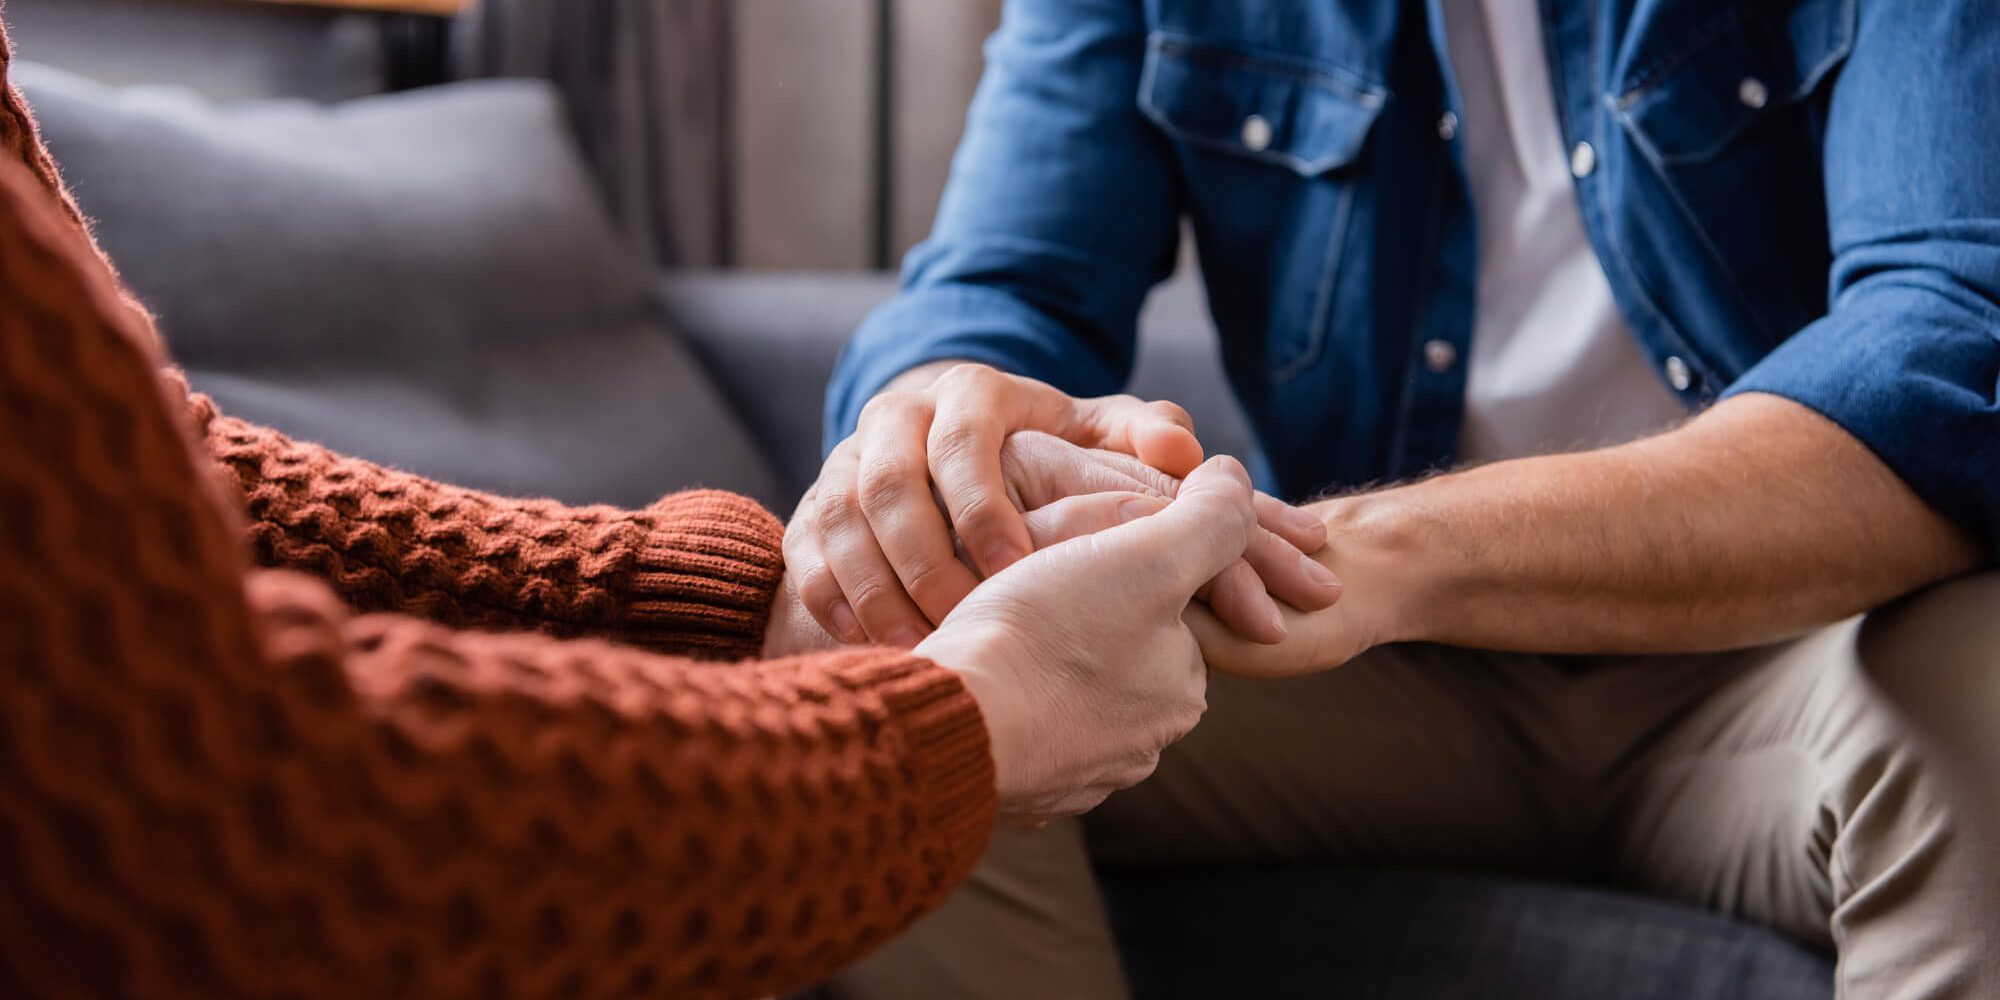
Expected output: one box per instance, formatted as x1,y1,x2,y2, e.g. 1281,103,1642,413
1615,0,1854,166
1139,32,1386,382
1610,0,1856,344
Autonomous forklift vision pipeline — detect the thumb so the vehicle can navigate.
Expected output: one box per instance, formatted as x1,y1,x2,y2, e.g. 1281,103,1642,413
1092,455,1257,596
1075,396,1205,478
1023,491,1167,549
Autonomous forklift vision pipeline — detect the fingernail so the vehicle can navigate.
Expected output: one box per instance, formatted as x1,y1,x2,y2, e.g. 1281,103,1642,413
983,543,1026,573
1261,600,1289,641
1300,552,1342,592
1119,496,1167,522
888,626,926,650
829,601,862,642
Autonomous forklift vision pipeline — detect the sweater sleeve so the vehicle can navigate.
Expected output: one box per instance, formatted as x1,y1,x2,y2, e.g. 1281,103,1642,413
232,572,998,999
0,140,998,998
184,391,786,661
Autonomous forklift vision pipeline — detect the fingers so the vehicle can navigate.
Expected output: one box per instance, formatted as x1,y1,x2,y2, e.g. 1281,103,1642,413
1243,524,1342,611
854,393,981,624
1002,431,1175,512
1038,442,1326,560
1075,394,1205,477
927,365,1204,576
927,368,1044,576
1201,557,1288,644
1254,491,1329,553
782,487,861,643
1097,455,1258,596
1022,491,1166,549
1021,435,1181,502
805,442,932,647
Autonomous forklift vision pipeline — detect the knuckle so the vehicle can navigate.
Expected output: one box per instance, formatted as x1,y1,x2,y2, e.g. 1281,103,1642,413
1118,758,1161,790
1178,693,1208,733
844,576,908,623
1148,398,1194,427
855,455,919,517
815,481,864,531
935,362,996,395
859,389,922,425
790,561,836,602
930,414,982,452
897,554,968,613
948,487,1004,532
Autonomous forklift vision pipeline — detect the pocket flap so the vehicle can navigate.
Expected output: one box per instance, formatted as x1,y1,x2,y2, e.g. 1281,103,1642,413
1615,0,1855,166
1139,32,1387,177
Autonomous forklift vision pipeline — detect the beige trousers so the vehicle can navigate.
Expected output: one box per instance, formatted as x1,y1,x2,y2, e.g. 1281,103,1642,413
831,576,2000,1000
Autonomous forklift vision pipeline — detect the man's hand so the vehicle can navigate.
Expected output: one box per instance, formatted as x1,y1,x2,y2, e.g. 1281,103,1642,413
915,456,1258,823
785,362,1335,647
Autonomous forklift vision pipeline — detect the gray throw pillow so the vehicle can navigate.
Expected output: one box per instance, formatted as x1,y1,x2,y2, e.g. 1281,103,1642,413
15,61,780,510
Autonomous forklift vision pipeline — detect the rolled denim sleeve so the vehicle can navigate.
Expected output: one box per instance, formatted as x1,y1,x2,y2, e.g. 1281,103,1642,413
823,0,1182,451
1723,1,2000,551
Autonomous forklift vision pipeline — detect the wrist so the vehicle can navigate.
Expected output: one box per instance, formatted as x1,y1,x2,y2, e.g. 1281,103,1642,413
761,572,839,657
915,626,1033,816
1312,488,1446,648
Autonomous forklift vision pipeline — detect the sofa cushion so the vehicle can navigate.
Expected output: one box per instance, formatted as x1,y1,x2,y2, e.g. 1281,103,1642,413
16,61,778,510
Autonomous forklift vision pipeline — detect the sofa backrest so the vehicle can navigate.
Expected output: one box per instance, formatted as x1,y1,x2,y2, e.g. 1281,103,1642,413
18,60,783,510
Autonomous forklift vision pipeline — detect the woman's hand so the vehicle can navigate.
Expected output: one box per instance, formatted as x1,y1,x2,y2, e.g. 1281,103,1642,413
999,432,1341,641
914,456,1261,824
784,363,1336,647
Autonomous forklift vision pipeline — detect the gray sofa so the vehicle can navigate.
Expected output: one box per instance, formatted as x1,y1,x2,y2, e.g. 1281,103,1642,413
17,63,1838,999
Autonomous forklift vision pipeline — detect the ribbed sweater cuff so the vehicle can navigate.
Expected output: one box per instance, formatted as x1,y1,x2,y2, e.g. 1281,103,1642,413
849,651,1000,883
626,490,787,660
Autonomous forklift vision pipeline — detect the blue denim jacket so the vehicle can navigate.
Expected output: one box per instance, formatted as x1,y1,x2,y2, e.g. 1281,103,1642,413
827,0,2000,550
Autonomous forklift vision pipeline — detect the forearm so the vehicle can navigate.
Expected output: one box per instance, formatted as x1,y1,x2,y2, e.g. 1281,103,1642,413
1324,393,1980,655
315,603,995,1000
199,404,786,658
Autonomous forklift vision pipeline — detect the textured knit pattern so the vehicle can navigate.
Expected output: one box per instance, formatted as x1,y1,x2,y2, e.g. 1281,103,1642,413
0,25,997,999
197,401,786,660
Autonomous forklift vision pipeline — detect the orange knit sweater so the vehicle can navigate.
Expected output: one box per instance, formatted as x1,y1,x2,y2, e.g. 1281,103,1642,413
0,28,995,1000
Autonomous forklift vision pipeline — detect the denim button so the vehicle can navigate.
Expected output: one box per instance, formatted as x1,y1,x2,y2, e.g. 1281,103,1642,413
1665,355,1693,391
1241,114,1273,152
1738,77,1770,110
1424,339,1458,373
1436,111,1458,141
1569,141,1597,178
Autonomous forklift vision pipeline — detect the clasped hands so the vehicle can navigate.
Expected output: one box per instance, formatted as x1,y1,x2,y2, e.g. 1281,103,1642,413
764,364,1377,823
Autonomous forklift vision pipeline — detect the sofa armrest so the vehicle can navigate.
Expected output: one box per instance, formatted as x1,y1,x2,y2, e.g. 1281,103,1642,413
659,271,894,503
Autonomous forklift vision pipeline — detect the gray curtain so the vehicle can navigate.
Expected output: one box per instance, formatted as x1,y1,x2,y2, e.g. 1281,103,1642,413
455,0,729,267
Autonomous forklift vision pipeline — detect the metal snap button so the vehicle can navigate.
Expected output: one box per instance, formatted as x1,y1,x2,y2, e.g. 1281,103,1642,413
1665,355,1693,392
1424,339,1459,374
1569,140,1597,178
1241,114,1274,152
1738,77,1770,110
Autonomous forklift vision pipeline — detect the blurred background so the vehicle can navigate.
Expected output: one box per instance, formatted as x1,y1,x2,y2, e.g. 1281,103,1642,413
2,0,1145,521
7,0,1001,270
